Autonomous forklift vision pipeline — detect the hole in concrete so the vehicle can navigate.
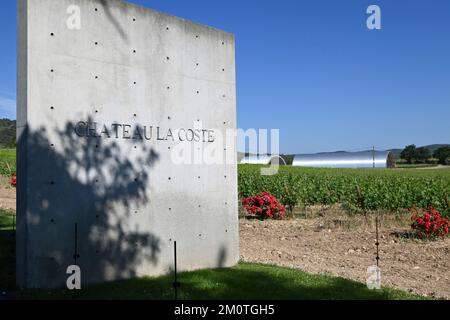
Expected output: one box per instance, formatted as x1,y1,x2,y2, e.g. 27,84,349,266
50,33,54,36
133,50,136,53
196,63,199,66
134,178,138,182
133,113,137,117
133,18,136,22
95,42,98,45
95,110,99,113
50,69,54,73
50,106,54,110
166,26,169,31
50,181,55,185
95,75,98,79
133,81,137,85
222,41,225,45
50,219,54,223
196,90,200,94
195,35,199,39
198,234,202,237
225,229,228,233
134,146,137,149
167,116,171,120
198,176,201,179
168,146,171,150
222,68,225,72
167,86,170,90
94,8,98,12
50,144,54,147
166,56,170,60
168,177,171,180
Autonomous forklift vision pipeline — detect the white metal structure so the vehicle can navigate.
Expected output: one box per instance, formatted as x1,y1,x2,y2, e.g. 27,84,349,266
292,151,393,168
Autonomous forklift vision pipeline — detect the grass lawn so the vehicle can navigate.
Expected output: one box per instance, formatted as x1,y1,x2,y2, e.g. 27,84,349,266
0,210,422,300
17,262,421,300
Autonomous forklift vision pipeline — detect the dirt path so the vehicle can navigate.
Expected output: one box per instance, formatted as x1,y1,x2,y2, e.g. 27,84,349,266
0,176,15,211
240,217,450,299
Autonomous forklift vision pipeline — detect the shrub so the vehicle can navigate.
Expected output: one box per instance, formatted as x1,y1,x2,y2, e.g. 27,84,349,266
410,206,449,238
242,192,285,220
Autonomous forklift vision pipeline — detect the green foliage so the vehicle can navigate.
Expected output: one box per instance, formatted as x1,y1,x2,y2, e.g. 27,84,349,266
0,119,16,148
400,145,417,164
416,147,431,163
0,148,16,176
238,165,450,217
400,145,433,164
433,146,450,165
280,154,294,165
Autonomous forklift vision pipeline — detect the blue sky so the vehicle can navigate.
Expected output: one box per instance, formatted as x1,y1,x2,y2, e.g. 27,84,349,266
1,0,450,153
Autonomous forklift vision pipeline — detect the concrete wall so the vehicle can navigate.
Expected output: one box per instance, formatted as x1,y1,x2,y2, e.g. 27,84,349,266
17,0,238,289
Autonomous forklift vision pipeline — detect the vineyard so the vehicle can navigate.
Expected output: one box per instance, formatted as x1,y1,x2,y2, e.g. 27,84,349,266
238,165,450,217
0,149,15,177
2,149,450,217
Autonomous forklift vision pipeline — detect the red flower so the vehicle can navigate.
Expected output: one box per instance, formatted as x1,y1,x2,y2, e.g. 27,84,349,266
10,174,17,188
410,206,449,238
242,192,285,220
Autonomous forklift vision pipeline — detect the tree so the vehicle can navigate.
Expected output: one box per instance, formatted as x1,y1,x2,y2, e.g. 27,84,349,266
400,145,417,164
416,147,431,163
433,146,450,165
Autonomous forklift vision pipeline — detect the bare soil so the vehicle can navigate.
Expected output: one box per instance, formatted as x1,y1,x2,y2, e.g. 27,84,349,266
240,207,450,299
0,176,15,211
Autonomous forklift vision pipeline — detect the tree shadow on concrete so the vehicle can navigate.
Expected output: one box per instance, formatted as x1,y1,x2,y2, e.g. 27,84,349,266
99,0,128,42
17,119,160,288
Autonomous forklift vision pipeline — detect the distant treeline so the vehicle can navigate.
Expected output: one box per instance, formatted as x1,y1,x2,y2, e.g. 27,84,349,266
400,144,450,165
0,119,16,148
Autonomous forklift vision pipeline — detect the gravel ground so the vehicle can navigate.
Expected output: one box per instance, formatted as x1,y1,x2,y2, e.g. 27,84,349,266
240,214,450,299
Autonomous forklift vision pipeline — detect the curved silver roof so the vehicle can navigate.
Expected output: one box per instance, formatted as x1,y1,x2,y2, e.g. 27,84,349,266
292,151,391,168
240,155,286,165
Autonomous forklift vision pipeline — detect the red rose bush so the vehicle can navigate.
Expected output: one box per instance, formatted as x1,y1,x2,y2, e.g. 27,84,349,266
242,192,285,220
410,206,449,239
